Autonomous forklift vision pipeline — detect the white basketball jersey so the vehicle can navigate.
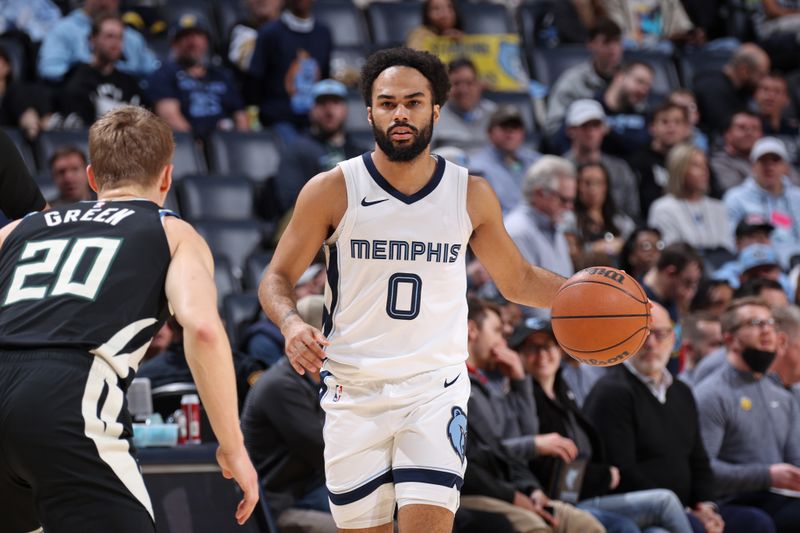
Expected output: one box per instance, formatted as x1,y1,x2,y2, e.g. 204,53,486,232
322,153,472,381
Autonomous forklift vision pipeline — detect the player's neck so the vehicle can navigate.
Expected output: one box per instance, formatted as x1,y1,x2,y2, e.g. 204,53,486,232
98,186,161,204
370,149,437,195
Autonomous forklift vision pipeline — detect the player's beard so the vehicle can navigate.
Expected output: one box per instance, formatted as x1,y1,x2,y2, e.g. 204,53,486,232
373,112,434,162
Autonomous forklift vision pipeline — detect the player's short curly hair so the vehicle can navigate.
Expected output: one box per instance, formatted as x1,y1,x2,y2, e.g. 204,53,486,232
360,47,450,108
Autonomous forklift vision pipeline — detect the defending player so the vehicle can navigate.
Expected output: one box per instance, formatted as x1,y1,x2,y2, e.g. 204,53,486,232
0,106,258,532
260,48,565,532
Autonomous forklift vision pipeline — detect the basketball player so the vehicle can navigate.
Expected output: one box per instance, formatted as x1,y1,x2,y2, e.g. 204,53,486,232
259,48,566,532
0,107,258,533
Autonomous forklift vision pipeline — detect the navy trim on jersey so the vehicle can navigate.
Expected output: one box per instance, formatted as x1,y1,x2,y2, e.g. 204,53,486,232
393,467,464,490
158,209,181,220
328,470,393,506
323,244,339,337
361,152,445,205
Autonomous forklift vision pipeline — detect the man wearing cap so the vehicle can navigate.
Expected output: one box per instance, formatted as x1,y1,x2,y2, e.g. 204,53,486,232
723,136,800,256
274,79,369,215
563,98,641,221
37,0,157,82
470,105,541,214
715,215,777,287
144,12,248,138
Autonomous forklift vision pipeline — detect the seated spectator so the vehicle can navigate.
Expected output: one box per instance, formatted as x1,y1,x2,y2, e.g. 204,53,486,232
505,157,576,310
545,18,623,137
668,89,708,153
754,0,800,72
694,43,770,136
144,13,248,139
248,0,332,143
567,161,635,268
770,304,800,396
736,277,790,309
648,143,734,253
274,79,369,215
618,226,664,281
0,0,61,44
599,61,654,157
690,279,734,317
460,299,605,533
641,242,704,324
602,0,704,52
715,215,779,289
515,317,695,532
735,246,792,305
432,58,497,151
0,45,50,139
470,105,540,214
406,0,463,51
59,14,144,128
723,137,800,255
629,101,692,218
710,111,772,193
677,311,723,384
228,0,283,73
563,99,640,221
695,297,800,532
754,72,800,167
37,0,157,82
48,146,94,207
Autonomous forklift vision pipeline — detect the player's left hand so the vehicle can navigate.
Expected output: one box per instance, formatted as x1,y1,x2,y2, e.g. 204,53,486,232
216,446,260,525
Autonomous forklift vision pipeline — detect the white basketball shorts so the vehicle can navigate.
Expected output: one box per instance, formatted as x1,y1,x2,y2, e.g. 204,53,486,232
319,362,469,529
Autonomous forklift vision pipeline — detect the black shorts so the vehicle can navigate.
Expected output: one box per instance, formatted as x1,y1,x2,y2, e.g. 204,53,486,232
0,349,155,533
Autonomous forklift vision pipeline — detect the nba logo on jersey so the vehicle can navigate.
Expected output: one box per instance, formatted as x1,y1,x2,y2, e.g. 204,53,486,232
333,384,343,402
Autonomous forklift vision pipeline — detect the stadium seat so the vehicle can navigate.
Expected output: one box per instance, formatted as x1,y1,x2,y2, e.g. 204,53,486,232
0,36,28,82
35,130,89,173
221,292,261,350
177,175,254,222
529,45,590,87
366,1,423,48
458,1,515,35
622,50,680,98
315,1,370,49
214,254,239,307
680,48,733,90
2,127,38,174
244,251,274,291
150,382,197,419
194,219,268,281
214,0,245,43
207,131,281,183
517,0,558,50
173,132,208,178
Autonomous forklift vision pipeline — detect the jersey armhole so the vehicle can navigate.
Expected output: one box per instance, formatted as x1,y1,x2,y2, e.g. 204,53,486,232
159,208,182,224
458,166,473,243
325,161,358,247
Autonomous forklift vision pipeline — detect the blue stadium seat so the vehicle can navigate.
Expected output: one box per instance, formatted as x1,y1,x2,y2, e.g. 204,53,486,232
0,36,28,82
221,292,261,350
173,132,208,178
207,131,281,183
214,254,240,307
529,45,590,87
177,175,254,222
35,130,89,173
680,48,733,90
517,0,558,50
194,219,268,282
367,1,423,48
458,1,515,34
2,127,38,174
315,1,370,49
244,251,275,291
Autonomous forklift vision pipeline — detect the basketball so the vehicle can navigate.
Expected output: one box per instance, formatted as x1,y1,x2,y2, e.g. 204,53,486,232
551,267,651,366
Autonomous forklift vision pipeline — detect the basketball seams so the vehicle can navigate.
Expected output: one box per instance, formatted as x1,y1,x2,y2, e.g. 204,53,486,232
557,327,649,354
554,279,649,305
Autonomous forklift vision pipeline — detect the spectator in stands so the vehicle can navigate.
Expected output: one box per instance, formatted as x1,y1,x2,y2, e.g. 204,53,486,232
753,0,800,72
432,58,496,151
0,45,50,139
648,143,735,254
274,79,368,215
505,157,576,311
516,317,696,533
37,0,157,82
735,245,790,299
406,0,463,52
470,105,540,214
678,311,723,384
460,299,605,533
49,146,93,207
228,0,283,73
144,13,248,139
715,215,779,289
563,99,640,221
710,111,767,193
695,297,800,532
599,61,654,157
59,15,143,128
754,72,800,167
545,18,623,138
248,0,332,143
0,0,61,44
668,89,709,153
641,242,704,323
585,302,777,533
770,304,800,396
568,161,635,268
629,101,692,218
602,0,704,52
694,43,770,136
723,137,800,254
619,226,664,281
691,279,735,317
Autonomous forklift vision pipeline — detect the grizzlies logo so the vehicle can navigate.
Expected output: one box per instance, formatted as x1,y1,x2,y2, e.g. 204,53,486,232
447,406,467,464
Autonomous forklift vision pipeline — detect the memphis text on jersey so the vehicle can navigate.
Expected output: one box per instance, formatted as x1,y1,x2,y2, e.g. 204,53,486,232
350,239,462,264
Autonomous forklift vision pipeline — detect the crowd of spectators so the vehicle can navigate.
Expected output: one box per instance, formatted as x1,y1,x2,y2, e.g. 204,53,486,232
5,1,800,531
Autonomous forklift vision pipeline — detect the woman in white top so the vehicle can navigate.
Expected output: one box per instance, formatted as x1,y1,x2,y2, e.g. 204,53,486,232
648,143,735,253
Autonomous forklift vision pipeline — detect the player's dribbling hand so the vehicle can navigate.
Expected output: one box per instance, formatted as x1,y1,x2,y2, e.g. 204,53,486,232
282,317,330,375
216,446,260,525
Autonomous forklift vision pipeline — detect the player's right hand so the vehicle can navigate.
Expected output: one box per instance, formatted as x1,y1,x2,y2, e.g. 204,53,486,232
283,317,329,375
216,446,260,525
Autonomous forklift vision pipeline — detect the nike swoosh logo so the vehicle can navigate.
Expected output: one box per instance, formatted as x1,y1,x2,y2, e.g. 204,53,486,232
444,373,460,388
361,197,389,207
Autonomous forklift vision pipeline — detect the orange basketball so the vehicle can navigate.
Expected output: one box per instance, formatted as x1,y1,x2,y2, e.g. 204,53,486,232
551,266,650,366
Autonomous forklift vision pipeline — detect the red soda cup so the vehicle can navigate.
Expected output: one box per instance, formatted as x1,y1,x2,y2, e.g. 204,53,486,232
181,394,201,444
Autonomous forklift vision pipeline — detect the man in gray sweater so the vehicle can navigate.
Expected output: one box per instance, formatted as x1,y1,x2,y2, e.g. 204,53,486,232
695,297,800,532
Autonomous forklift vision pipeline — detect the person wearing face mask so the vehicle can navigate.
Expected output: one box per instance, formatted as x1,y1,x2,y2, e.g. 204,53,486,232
695,297,800,533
